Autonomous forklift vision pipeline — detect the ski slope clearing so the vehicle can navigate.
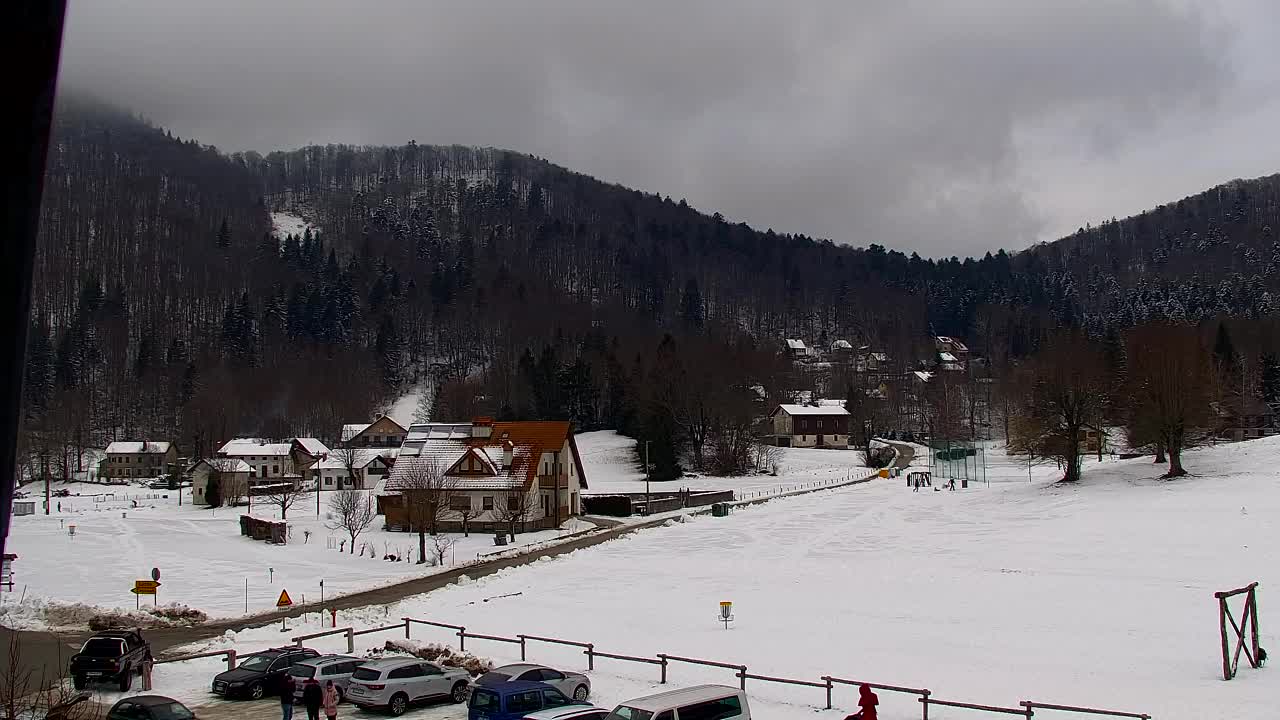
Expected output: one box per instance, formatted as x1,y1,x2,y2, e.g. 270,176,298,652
0,488,591,627
269,212,315,243
165,437,1276,720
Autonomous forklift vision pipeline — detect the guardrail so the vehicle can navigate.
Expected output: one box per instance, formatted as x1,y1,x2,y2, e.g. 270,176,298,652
156,648,237,671
1021,701,1150,719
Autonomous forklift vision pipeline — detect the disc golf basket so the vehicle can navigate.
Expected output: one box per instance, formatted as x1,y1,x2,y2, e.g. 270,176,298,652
718,601,734,630
1215,582,1262,680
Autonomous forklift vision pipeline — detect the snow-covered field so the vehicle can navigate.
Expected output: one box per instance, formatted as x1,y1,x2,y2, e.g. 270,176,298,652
137,437,1280,720
1,487,593,627
270,212,315,244
578,430,867,497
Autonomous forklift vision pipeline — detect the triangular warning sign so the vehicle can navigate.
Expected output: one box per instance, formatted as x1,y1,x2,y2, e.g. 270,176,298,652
276,589,293,607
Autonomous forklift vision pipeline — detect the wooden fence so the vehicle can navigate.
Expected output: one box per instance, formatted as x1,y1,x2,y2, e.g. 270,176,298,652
278,616,1149,719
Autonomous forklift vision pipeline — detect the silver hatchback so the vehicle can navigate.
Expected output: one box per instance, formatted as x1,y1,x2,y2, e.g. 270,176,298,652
344,657,470,716
288,655,364,703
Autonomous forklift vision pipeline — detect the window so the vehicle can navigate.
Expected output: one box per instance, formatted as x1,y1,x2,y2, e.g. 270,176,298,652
538,669,564,681
482,496,494,511
469,689,500,712
677,696,743,720
654,712,674,720
507,495,520,511
387,664,424,679
605,708,653,720
272,465,279,475
506,691,542,713
421,663,443,675
324,477,333,486
450,497,471,512
351,667,382,682
542,689,570,707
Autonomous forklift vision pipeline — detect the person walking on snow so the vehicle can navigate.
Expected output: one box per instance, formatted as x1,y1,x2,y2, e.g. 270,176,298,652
302,677,323,720
842,683,879,720
279,674,297,720
322,680,339,720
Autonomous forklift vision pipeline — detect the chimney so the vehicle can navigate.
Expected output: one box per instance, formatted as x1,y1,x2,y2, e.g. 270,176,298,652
502,440,514,469
471,417,494,439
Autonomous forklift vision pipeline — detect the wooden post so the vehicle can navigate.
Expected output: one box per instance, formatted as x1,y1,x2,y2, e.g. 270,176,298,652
458,627,466,651
738,665,747,690
403,618,410,639
921,689,930,720
824,677,832,710
1219,597,1232,680
659,656,667,684
345,628,354,654
586,644,594,671
226,649,237,670
1248,588,1261,668
519,636,527,661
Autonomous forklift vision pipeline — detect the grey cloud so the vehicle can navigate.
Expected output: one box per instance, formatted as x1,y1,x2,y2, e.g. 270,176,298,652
59,0,1264,257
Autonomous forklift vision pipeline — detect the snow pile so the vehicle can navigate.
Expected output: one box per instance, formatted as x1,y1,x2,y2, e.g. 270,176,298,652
0,598,208,631
378,640,494,676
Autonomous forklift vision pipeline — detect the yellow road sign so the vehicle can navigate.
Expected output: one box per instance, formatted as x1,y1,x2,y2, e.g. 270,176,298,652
276,589,293,607
131,580,160,595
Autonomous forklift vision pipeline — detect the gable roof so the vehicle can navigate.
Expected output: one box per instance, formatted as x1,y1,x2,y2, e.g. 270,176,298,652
771,404,850,417
105,441,172,455
785,339,807,350
218,439,292,457
387,420,582,492
340,423,371,442
315,449,387,470
193,458,252,474
293,438,330,456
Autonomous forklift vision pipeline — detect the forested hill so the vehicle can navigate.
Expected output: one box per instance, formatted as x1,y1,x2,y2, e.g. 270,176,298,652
20,97,1280,469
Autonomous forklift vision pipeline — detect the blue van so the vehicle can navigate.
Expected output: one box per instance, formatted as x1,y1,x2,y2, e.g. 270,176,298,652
468,680,583,720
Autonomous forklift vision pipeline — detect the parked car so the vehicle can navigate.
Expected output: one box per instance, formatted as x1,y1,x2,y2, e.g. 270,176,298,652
476,664,591,702
288,655,364,703
210,647,319,700
604,685,750,720
520,706,610,720
345,657,470,716
468,681,582,720
69,629,152,691
106,695,196,720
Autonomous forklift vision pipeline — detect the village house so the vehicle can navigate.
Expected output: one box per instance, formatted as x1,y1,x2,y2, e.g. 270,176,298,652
216,437,330,483
1217,399,1278,442
340,415,408,448
785,339,808,359
769,403,851,448
935,336,970,357
190,457,252,506
99,441,177,480
379,418,588,533
313,449,391,491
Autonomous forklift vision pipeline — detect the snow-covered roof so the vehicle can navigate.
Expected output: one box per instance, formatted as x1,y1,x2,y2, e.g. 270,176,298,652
774,404,850,416
786,339,807,350
294,438,330,456
194,458,252,473
871,352,888,362
341,423,371,442
218,439,293,457
387,421,578,492
817,399,846,407
316,450,385,470
832,339,853,350
913,371,934,382
105,441,172,455
939,352,958,362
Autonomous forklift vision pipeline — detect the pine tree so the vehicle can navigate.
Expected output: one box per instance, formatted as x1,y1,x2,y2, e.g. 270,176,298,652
679,278,704,329
23,315,54,420
216,218,231,249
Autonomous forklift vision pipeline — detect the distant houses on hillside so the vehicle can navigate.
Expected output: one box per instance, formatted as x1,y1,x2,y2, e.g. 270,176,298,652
99,441,177,480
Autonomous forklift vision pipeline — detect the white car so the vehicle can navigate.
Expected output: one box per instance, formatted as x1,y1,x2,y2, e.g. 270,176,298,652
521,707,611,720
477,663,592,702
344,657,470,716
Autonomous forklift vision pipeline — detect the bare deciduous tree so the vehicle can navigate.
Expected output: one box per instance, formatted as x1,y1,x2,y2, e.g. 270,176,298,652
451,496,480,537
262,476,305,521
326,490,376,554
1008,331,1109,483
1124,323,1215,478
492,489,535,537
429,533,456,566
389,458,457,563
327,446,364,490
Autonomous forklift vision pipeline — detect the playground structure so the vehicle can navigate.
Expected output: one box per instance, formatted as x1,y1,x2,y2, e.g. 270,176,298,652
1216,582,1263,681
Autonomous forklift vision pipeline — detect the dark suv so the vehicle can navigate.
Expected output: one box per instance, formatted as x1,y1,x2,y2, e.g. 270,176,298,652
211,647,319,700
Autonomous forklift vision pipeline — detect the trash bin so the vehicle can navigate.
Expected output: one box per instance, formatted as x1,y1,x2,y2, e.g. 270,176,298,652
711,503,729,517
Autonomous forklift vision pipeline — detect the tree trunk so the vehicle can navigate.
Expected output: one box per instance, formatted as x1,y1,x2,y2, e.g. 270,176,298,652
348,533,357,553
417,530,427,564
1165,446,1187,478
1063,448,1082,483
1154,443,1166,464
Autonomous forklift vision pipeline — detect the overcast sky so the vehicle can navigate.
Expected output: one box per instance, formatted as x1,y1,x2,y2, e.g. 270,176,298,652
58,0,1280,258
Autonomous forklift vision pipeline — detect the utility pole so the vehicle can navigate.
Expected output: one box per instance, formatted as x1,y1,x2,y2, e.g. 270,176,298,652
645,440,651,515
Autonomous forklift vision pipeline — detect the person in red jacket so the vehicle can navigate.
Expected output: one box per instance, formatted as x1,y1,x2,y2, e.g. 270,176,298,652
843,683,879,720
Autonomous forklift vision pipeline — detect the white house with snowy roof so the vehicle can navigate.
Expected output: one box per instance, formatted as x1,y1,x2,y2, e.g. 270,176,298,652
216,437,330,481
339,415,407,448
380,417,587,533
99,441,177,480
313,449,390,491
190,457,252,506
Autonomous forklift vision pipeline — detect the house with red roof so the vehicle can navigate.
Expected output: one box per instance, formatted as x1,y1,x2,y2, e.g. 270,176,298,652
380,417,588,533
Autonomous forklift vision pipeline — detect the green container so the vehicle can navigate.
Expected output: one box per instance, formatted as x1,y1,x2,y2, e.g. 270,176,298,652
712,503,729,517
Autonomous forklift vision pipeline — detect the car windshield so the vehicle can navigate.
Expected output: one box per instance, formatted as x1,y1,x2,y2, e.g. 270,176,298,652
81,639,125,657
238,654,275,671
605,708,653,720
288,665,316,678
351,667,382,681
478,671,511,684
150,702,195,720
468,688,500,711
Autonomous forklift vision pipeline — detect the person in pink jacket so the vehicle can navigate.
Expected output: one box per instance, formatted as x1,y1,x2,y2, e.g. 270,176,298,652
321,680,339,720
